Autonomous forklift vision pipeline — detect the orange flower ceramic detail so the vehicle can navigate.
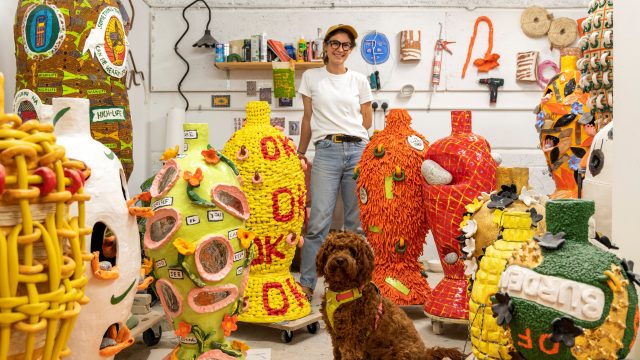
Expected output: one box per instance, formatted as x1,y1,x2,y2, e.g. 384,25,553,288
175,321,192,337
231,340,250,353
173,238,196,256
202,148,221,165
237,228,256,250
160,145,179,161
221,314,238,336
183,168,203,187
138,191,152,202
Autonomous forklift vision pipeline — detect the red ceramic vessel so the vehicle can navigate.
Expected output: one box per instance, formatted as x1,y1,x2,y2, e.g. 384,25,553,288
422,110,497,320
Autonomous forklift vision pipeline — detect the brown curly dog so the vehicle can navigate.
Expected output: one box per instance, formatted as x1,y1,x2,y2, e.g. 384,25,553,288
317,231,466,360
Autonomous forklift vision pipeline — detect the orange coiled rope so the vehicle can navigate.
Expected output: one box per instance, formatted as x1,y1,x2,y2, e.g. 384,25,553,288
461,16,501,78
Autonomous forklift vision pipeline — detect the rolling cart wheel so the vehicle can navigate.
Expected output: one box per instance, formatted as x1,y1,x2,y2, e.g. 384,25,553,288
281,330,293,343
431,320,443,335
143,325,162,346
306,322,319,334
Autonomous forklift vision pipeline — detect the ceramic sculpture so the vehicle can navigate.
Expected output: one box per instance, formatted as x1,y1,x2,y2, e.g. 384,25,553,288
146,123,251,360
51,98,140,359
222,101,310,322
534,49,592,199
355,109,432,305
578,0,613,128
582,123,613,239
464,168,547,360
421,110,497,321
495,199,639,359
0,73,91,359
14,0,134,177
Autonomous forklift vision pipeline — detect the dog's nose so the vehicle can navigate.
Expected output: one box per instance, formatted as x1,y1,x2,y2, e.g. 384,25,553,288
335,257,346,266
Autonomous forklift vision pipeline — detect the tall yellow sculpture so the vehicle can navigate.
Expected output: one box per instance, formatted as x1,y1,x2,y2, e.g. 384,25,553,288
222,101,311,322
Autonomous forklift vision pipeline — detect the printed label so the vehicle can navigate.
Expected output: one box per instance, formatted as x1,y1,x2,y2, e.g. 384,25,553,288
184,130,198,139
179,336,197,345
152,197,173,210
236,266,244,276
228,229,238,240
83,7,128,78
407,135,425,151
168,269,183,279
359,187,368,204
207,210,224,222
13,89,43,122
155,259,167,268
233,250,245,262
185,215,200,225
90,106,126,123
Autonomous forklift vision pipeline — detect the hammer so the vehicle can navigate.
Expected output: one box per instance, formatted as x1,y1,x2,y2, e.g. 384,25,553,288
479,78,504,103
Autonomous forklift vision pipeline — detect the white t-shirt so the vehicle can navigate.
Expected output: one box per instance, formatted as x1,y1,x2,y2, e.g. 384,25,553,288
298,67,373,145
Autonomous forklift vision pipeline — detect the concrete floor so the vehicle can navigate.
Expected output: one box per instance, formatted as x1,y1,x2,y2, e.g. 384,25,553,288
116,272,470,360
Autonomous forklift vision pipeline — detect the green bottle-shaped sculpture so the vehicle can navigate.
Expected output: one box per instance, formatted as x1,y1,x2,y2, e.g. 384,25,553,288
145,123,252,360
497,199,639,359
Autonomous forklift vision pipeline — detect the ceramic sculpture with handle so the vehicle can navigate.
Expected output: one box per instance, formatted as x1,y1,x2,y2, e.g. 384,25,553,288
356,109,432,305
421,110,497,321
146,123,251,360
496,199,639,359
222,101,310,322
51,97,140,359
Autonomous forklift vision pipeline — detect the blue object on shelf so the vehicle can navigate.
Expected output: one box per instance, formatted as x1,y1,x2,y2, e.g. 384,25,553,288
361,31,390,65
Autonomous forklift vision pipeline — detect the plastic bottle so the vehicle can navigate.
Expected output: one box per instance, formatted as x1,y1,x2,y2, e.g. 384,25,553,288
297,35,306,63
312,28,324,61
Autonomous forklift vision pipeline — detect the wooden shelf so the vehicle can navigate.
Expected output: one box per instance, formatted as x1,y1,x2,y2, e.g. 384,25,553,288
214,62,324,70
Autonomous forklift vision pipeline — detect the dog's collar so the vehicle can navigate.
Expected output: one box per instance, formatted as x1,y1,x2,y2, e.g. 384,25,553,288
325,285,365,329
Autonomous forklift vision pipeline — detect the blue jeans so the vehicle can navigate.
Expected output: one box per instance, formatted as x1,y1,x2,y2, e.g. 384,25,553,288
300,139,365,290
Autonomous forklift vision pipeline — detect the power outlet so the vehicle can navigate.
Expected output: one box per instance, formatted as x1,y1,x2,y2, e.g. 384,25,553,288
372,99,390,111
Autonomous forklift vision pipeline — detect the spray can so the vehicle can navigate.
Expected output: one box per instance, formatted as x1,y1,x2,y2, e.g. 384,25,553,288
215,43,225,62
297,35,306,62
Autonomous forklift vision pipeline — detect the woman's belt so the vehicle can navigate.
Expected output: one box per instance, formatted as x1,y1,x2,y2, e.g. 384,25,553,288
324,134,363,143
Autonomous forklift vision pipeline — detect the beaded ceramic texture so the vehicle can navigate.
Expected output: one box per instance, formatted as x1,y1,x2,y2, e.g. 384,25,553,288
497,199,639,359
461,168,547,360
146,123,251,360
578,0,614,127
356,109,432,305
0,74,91,360
222,101,310,323
422,110,497,321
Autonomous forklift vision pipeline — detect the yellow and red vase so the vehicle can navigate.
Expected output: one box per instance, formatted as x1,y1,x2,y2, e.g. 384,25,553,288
222,101,310,323
356,109,432,305
421,110,497,320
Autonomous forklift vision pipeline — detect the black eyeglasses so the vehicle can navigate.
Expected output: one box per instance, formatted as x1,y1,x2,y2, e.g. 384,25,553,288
327,40,354,51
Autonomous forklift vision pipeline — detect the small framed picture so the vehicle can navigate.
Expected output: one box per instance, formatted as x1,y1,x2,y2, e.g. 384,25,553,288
270,117,285,129
259,88,272,104
246,81,257,96
278,97,293,107
212,95,230,108
289,120,300,135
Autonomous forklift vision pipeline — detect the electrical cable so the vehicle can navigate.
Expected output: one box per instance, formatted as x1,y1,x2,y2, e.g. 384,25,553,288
174,0,213,111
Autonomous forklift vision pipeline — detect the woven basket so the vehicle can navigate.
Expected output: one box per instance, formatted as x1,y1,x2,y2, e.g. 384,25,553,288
0,74,91,360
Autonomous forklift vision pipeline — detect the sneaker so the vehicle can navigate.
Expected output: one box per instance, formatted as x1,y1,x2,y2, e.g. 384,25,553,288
297,282,313,302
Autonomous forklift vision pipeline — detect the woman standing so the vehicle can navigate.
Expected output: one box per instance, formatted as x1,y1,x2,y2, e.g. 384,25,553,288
297,24,373,299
